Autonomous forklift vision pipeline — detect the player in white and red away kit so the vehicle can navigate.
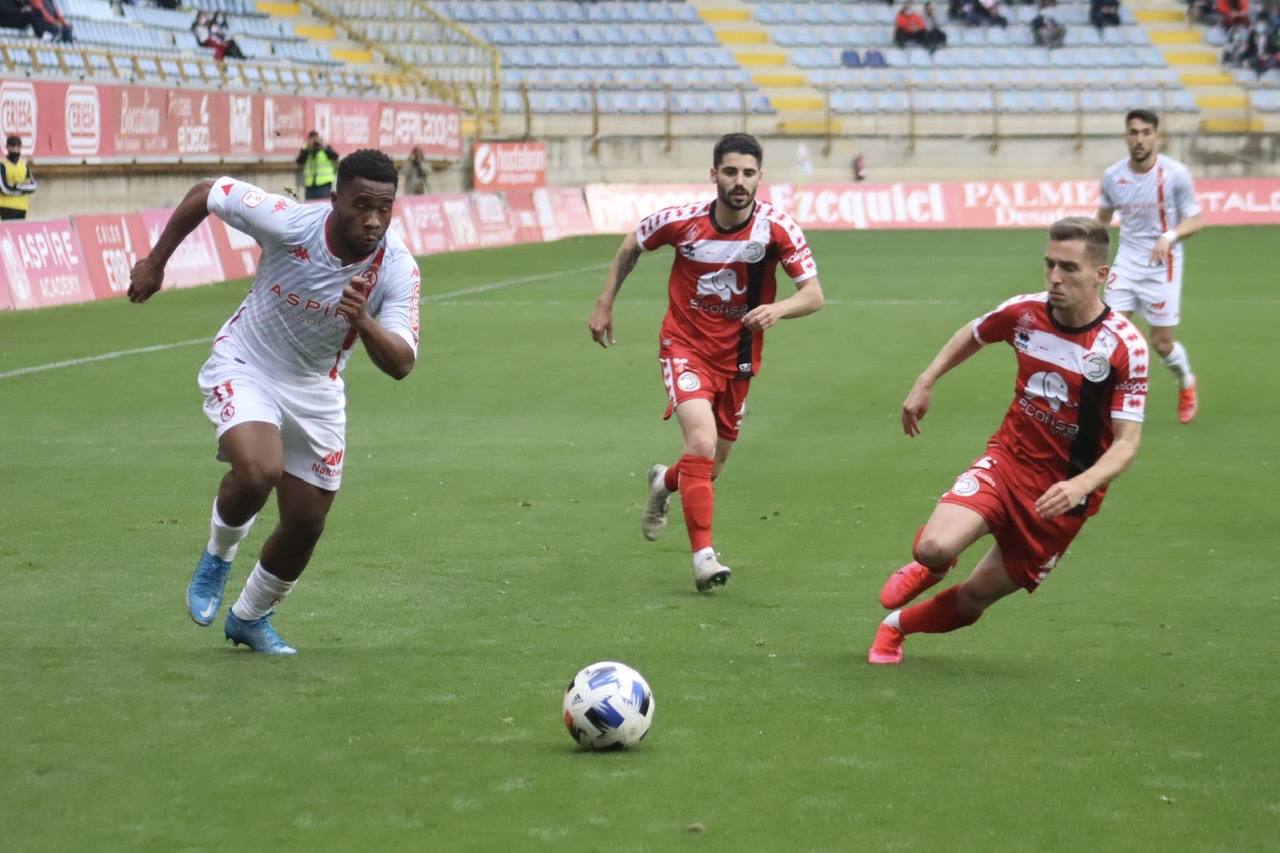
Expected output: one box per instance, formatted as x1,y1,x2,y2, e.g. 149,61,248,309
587,133,825,592
128,150,420,654
1096,109,1203,423
867,218,1146,665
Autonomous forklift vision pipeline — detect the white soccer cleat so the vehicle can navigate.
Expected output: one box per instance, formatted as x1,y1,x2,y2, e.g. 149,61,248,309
641,464,672,542
693,552,731,593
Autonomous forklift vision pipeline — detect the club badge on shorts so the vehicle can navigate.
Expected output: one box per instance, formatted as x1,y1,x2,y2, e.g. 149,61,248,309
951,473,980,497
677,371,701,393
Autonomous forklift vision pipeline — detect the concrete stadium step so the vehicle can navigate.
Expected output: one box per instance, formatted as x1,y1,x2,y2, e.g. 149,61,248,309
256,0,372,65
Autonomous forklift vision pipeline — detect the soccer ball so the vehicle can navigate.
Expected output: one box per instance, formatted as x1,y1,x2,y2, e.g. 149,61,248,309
562,661,655,750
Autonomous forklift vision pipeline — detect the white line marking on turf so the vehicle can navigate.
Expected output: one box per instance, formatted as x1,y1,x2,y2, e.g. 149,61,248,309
0,263,611,381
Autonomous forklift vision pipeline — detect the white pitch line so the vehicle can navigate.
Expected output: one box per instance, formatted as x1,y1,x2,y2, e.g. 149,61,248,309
0,262,611,381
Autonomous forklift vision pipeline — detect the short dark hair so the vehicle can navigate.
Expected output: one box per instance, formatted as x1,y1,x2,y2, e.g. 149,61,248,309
5,135,20,147
1125,109,1159,130
336,149,399,189
713,133,763,167
1048,216,1109,265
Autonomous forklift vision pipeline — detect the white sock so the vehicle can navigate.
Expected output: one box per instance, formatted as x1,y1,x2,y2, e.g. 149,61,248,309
1162,342,1194,389
884,610,902,630
231,562,295,621
692,546,716,568
207,498,255,562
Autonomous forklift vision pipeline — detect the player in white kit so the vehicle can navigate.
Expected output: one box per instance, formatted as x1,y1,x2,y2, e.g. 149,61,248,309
128,150,420,654
1096,109,1203,423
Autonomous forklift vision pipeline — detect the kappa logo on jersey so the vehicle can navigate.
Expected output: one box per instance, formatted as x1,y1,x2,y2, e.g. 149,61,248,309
273,198,290,214
1024,371,1072,413
242,190,266,208
695,268,745,303
1081,352,1111,382
290,246,310,263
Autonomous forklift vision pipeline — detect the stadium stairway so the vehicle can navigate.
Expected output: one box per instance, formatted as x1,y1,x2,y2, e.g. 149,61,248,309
1130,0,1260,132
256,0,374,66
690,0,841,134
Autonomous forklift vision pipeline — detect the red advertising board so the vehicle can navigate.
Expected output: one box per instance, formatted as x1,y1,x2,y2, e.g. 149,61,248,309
503,189,545,245
472,141,546,191
1,77,463,163
584,184,718,234
140,208,225,289
308,98,380,151
397,196,454,256
469,191,517,248
0,218,95,309
437,193,481,252
377,102,463,160
208,218,261,282
532,187,596,240
72,213,151,300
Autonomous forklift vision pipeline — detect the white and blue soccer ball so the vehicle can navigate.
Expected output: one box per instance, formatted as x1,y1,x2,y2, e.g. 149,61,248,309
562,661,654,750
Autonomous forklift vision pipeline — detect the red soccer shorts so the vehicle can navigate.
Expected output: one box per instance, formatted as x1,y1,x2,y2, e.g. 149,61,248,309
658,352,749,442
938,450,1087,592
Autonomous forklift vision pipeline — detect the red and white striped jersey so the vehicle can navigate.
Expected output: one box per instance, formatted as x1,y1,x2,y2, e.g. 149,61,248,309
636,198,817,378
1099,154,1199,276
206,177,420,384
973,292,1148,514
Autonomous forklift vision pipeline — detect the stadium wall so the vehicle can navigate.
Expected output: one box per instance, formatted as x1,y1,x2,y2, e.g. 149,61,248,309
28,131,1280,222
3,178,1278,312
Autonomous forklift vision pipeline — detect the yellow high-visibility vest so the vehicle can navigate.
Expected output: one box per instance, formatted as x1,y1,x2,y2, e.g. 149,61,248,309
303,149,336,188
0,158,31,212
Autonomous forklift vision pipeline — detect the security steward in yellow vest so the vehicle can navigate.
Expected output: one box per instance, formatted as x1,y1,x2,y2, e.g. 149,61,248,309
0,135,37,220
295,130,339,201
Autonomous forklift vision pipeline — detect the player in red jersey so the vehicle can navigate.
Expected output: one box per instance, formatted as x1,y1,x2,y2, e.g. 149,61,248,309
867,217,1147,664
587,133,825,592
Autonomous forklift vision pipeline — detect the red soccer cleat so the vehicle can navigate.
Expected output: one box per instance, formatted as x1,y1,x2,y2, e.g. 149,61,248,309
867,623,905,665
1177,377,1198,424
879,562,946,609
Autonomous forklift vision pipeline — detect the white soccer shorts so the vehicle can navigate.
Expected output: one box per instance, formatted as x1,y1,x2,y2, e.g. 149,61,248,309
197,351,347,491
1106,257,1183,327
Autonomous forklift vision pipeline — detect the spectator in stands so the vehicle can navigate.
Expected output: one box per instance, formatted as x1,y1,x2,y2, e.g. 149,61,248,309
894,2,931,46
211,12,247,60
1244,17,1280,74
1260,0,1280,29
921,2,949,49
0,0,33,33
29,0,71,42
1217,0,1252,27
0,135,37,221
1223,20,1252,63
1032,0,1067,46
976,0,1010,27
1188,0,1219,25
1090,0,1122,30
402,147,431,196
296,131,340,200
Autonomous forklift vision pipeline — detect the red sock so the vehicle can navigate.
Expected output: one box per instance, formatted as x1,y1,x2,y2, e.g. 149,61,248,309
663,461,680,493
899,587,981,635
677,454,715,553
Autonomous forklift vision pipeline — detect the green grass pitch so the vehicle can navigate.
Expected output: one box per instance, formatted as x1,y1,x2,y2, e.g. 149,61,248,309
1,227,1277,851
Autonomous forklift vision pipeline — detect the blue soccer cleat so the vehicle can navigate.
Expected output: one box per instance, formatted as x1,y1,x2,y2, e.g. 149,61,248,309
187,550,232,627
224,611,297,655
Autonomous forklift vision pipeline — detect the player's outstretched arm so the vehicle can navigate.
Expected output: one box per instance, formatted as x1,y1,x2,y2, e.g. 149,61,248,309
741,277,825,332
128,179,215,304
588,232,642,348
1035,419,1142,519
901,323,984,437
338,275,416,380
1095,205,1115,228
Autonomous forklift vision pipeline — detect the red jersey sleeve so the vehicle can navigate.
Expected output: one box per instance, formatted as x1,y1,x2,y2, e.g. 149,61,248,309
1110,322,1149,423
972,293,1040,344
636,204,690,252
770,213,818,284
